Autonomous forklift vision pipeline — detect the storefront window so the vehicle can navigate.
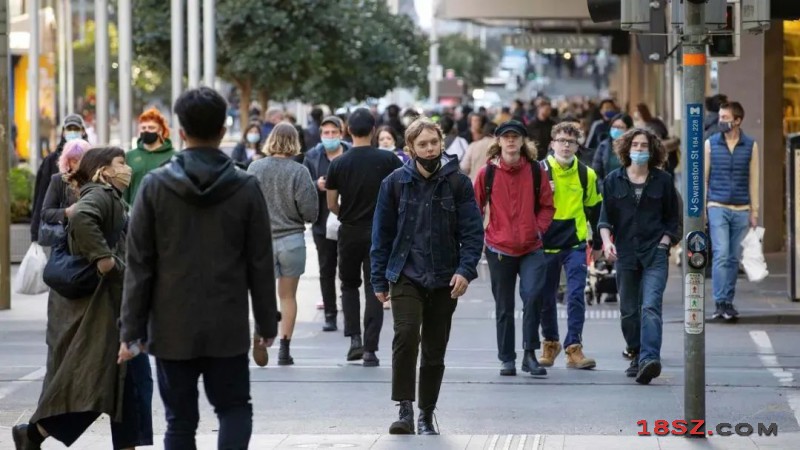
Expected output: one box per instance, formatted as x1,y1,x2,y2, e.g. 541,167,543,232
785,21,800,135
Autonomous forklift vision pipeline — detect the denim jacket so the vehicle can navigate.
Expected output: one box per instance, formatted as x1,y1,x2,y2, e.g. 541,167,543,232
370,155,484,293
598,167,681,269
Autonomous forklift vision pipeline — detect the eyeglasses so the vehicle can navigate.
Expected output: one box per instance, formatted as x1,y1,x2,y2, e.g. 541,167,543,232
554,138,578,147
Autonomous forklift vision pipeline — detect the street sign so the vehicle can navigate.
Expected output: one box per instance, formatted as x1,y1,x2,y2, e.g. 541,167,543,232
687,230,708,252
502,34,604,50
686,103,704,218
685,273,704,334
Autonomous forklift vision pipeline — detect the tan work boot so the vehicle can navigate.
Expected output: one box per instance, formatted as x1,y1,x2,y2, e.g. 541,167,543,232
565,344,596,370
539,340,562,367
253,333,268,367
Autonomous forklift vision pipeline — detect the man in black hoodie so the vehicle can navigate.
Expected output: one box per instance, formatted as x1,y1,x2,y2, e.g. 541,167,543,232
119,87,279,449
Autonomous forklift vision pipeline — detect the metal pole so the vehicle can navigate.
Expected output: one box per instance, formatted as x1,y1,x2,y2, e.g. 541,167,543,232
682,0,707,434
94,0,109,144
65,0,74,114
188,0,200,88
118,0,132,149
171,0,184,149
29,0,40,169
0,0,11,310
428,0,439,105
203,0,215,87
57,0,66,122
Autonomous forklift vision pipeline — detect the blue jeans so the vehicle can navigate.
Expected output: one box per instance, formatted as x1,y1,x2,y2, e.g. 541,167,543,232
616,247,668,364
156,353,252,450
540,248,588,348
708,206,750,305
486,248,547,362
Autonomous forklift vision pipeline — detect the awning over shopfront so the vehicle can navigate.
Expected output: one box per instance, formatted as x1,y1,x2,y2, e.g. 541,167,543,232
440,0,590,21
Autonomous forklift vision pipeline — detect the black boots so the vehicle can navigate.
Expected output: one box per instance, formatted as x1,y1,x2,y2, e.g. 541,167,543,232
322,314,337,332
417,410,438,435
363,351,380,367
12,423,43,450
278,338,293,366
389,401,415,434
521,350,547,376
347,335,364,361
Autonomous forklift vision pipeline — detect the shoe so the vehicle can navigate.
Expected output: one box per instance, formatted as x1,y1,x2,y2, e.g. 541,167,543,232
539,340,562,367
712,304,725,320
499,361,516,376
417,409,439,435
316,300,324,310
622,348,638,360
322,316,337,332
389,401,415,435
347,335,364,361
383,300,391,310
635,360,662,385
278,338,294,366
252,333,268,367
12,424,41,450
625,359,639,377
723,303,739,320
521,351,547,376
565,344,596,370
363,351,380,367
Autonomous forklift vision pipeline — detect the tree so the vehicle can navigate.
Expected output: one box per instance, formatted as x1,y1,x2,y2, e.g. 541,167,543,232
417,33,495,98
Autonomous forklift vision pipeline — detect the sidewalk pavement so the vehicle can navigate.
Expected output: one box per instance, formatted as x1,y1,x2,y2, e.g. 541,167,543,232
33,432,800,449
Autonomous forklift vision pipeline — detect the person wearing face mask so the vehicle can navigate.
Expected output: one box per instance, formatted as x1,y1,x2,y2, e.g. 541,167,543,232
124,108,176,205
231,122,264,169
30,114,88,245
536,122,604,371
592,113,633,183
585,99,618,150
13,147,154,450
598,129,680,385
704,101,760,322
303,116,352,332
373,125,410,163
371,117,483,435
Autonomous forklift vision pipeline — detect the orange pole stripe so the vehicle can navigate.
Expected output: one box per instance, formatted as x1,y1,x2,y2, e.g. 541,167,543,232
683,53,707,66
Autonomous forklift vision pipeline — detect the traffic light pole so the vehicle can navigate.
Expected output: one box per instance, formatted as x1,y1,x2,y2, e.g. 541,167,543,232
0,0,10,311
682,0,708,435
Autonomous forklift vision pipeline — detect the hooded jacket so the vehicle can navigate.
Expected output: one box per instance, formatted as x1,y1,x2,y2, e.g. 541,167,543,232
124,138,177,205
120,148,278,360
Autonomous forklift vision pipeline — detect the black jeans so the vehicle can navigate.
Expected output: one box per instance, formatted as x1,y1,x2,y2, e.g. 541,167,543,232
390,275,457,410
156,353,252,450
37,353,153,449
486,248,547,362
338,223,383,352
313,232,339,319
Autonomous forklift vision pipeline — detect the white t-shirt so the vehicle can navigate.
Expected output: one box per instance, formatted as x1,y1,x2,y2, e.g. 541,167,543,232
445,137,469,162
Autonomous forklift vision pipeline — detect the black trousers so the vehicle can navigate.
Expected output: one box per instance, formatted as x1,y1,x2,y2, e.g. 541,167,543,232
390,275,458,411
338,223,384,351
313,232,339,319
156,353,252,450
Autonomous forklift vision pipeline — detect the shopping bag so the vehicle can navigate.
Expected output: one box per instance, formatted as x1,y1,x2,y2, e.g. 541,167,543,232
326,212,341,241
741,226,769,282
14,243,49,295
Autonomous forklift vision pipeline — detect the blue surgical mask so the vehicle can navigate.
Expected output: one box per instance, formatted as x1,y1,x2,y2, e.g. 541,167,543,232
246,133,260,144
609,128,624,140
630,151,650,166
321,137,341,151
64,131,81,142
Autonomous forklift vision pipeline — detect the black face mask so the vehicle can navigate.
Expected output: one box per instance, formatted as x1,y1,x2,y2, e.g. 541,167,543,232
416,156,441,174
140,131,160,145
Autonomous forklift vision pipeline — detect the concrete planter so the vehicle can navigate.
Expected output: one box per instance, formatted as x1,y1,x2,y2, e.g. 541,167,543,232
10,223,32,263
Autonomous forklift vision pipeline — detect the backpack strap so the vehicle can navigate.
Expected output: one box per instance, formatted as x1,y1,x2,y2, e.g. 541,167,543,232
577,161,589,204
485,163,496,206
532,160,541,214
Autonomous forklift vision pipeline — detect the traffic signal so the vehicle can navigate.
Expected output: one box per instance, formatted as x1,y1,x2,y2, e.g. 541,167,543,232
708,2,737,59
587,0,800,24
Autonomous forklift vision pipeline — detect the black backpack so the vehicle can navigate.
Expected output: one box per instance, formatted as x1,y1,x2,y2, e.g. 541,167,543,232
484,160,542,213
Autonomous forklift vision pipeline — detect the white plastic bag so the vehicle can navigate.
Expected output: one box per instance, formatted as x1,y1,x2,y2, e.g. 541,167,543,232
741,226,769,282
14,243,49,295
326,212,341,241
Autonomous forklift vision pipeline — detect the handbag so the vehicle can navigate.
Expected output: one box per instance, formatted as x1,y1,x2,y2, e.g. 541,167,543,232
38,222,66,247
43,200,124,300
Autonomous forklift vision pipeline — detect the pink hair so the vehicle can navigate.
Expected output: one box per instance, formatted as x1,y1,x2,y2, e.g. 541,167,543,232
58,139,92,173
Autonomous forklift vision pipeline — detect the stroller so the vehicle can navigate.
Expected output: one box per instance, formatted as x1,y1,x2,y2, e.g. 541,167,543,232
585,249,618,305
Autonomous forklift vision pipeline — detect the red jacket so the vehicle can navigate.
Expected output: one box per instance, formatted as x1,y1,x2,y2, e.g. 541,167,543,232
474,156,555,256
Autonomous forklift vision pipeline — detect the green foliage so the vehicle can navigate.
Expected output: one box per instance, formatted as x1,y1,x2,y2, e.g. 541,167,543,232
417,33,495,98
9,167,34,223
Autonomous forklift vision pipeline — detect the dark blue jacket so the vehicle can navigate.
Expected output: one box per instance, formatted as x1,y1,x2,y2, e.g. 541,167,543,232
303,142,351,236
370,156,484,293
598,167,681,269
707,131,754,206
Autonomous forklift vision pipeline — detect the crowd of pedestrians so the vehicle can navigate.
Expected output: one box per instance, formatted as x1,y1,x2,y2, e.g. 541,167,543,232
11,86,760,448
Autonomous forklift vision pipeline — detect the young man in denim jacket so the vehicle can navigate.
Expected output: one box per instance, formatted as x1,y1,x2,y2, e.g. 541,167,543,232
371,117,484,435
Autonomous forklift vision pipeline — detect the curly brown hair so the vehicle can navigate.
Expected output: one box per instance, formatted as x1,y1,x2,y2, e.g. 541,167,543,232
613,128,667,170
486,138,538,162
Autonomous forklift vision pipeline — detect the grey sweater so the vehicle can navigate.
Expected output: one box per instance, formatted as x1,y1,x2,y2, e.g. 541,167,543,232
248,157,318,238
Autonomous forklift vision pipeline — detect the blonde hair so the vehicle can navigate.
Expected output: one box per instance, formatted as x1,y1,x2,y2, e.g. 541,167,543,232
262,122,301,157
403,117,444,154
